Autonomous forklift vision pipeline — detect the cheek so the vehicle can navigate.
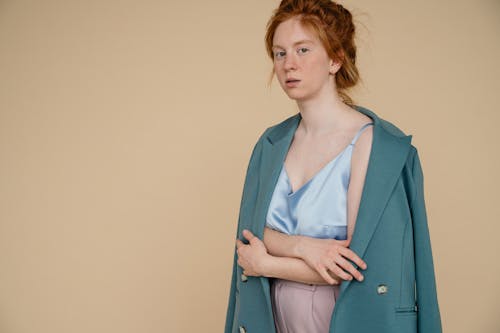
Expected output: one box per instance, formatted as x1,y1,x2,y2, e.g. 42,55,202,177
304,62,330,86
274,63,285,77
308,58,329,76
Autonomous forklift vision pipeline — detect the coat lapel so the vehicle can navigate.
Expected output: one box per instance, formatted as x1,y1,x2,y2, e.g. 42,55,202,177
253,106,413,306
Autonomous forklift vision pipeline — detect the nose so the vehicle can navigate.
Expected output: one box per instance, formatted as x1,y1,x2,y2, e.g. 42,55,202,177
283,52,297,71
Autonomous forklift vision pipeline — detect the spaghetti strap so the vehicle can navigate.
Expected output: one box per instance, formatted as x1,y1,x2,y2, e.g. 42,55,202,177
351,122,374,146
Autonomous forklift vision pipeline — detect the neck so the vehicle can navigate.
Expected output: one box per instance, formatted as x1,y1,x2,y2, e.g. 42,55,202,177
296,89,355,137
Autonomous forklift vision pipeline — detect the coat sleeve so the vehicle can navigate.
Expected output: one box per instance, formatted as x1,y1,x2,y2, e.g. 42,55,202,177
410,147,443,333
224,131,266,333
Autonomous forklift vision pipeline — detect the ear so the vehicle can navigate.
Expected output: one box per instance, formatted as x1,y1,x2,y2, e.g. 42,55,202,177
329,59,342,75
330,50,345,75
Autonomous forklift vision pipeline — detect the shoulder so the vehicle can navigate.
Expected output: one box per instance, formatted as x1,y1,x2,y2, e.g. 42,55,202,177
246,114,297,160
255,113,300,144
265,113,299,133
350,106,416,174
378,116,409,138
354,104,410,138
350,124,373,179
360,106,415,164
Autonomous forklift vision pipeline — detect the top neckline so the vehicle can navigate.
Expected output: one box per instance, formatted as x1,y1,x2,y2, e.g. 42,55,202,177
283,144,350,196
283,122,374,195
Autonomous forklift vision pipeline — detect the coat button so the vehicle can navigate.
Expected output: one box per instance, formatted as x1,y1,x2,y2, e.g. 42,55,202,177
377,284,388,295
239,325,247,333
241,273,248,282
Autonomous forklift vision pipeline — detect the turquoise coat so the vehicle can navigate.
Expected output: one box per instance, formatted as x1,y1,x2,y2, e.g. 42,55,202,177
224,105,442,333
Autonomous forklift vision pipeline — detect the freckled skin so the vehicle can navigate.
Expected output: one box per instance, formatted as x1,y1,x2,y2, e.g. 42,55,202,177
272,17,341,103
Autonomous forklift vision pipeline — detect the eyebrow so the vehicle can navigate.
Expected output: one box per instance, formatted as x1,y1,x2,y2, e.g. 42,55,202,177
272,39,314,49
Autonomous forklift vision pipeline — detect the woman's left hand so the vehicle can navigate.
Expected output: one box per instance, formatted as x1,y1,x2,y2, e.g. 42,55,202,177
235,229,271,277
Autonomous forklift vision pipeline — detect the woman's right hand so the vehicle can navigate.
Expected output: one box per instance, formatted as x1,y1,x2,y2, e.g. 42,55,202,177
296,236,367,284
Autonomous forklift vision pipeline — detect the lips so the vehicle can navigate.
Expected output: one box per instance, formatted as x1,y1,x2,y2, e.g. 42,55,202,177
285,79,300,88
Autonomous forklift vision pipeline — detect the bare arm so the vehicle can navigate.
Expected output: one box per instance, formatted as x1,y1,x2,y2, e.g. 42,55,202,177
262,227,349,282
237,229,340,285
263,227,366,282
347,123,373,240
260,254,339,285
263,226,302,258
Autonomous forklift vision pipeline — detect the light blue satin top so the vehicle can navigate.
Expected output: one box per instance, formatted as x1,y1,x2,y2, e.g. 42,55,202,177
265,122,374,240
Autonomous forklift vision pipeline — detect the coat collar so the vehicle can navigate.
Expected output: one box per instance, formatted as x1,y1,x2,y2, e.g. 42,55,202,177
255,105,413,307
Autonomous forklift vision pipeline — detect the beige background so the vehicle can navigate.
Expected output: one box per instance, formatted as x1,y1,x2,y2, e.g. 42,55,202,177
0,0,499,332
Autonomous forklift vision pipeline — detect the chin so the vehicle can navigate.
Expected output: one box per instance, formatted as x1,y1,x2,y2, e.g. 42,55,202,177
284,90,310,102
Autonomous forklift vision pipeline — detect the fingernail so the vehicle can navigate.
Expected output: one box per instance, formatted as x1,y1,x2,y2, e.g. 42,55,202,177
359,275,364,281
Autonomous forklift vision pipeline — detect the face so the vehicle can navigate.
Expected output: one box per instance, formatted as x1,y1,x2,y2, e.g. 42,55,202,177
272,16,340,101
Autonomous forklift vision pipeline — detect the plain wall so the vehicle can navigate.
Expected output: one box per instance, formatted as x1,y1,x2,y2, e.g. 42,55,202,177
0,0,499,332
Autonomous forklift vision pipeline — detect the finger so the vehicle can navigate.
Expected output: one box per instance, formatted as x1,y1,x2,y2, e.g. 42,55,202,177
244,229,261,246
326,272,341,285
326,260,353,281
337,246,365,267
317,266,337,285
335,256,364,281
339,247,367,270
242,229,256,242
235,239,244,249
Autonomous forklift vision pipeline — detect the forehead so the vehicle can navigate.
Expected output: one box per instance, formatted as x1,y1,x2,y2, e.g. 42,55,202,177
272,17,318,49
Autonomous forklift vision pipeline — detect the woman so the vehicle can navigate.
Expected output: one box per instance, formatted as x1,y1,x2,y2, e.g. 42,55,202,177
225,1,442,333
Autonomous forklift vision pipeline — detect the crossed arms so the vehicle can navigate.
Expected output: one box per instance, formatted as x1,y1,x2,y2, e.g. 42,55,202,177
235,121,373,285
235,226,367,285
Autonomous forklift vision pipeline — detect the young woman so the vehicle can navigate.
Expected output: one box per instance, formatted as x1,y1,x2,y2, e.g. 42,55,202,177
225,1,442,333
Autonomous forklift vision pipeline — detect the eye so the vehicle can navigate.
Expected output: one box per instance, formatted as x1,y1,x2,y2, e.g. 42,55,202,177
274,51,286,59
298,47,309,54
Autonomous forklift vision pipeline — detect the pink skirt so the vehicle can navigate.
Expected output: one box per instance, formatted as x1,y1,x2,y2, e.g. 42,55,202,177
270,278,341,333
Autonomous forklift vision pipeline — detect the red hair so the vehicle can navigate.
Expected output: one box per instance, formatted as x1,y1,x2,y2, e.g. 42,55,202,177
265,0,360,106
